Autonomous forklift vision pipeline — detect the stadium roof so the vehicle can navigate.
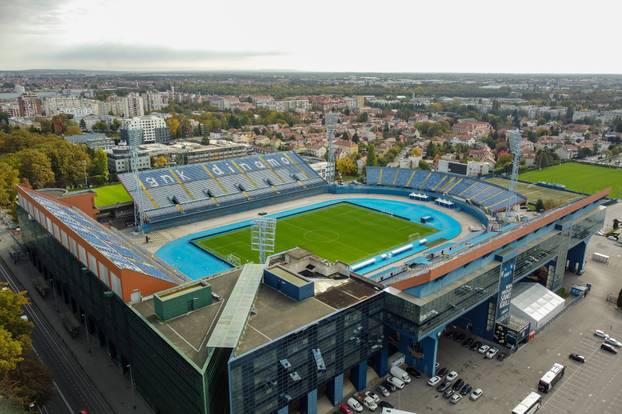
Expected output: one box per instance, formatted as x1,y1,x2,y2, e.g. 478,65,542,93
26,190,177,283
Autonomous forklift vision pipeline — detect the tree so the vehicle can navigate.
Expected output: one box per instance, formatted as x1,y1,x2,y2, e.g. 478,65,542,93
617,288,622,309
92,120,108,132
495,153,513,173
0,162,19,209
79,119,87,130
166,116,181,136
418,159,431,170
17,150,55,188
90,149,109,183
352,132,359,144
367,144,377,166
336,157,357,176
357,112,369,123
535,199,545,212
0,284,31,373
151,155,168,169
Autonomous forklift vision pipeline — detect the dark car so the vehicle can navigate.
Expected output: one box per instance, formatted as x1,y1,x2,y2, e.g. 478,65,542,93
437,382,451,392
454,332,466,342
444,330,455,339
443,388,455,399
379,401,394,409
383,380,397,392
496,352,507,361
460,384,472,395
471,341,482,351
437,367,448,377
452,378,465,391
569,353,585,363
601,343,618,354
406,366,422,378
462,338,474,347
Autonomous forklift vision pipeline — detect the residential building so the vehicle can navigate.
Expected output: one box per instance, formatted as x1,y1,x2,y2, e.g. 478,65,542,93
106,145,151,173
120,115,170,145
65,133,115,151
0,100,20,117
452,119,493,138
18,93,42,117
43,96,100,117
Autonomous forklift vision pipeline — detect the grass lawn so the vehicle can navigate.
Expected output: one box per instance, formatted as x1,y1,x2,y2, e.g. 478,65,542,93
193,202,436,265
518,162,622,199
486,177,583,206
93,183,132,208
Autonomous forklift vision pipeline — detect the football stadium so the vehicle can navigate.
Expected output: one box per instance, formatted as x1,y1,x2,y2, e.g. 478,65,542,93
15,150,609,414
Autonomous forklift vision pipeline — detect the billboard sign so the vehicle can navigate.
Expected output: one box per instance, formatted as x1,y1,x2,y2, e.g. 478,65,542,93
496,257,516,322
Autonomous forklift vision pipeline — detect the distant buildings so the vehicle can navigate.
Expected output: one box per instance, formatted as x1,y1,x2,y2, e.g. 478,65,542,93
17,94,42,117
120,115,170,145
99,93,145,117
452,119,493,138
43,96,99,118
65,133,115,151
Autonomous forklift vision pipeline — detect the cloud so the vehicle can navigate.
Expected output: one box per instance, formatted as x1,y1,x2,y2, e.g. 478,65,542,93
51,43,282,63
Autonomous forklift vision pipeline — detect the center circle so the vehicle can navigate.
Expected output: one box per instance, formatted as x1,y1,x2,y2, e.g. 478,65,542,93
303,229,340,243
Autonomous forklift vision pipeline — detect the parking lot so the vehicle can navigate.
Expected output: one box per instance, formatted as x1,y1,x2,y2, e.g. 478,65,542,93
360,205,622,414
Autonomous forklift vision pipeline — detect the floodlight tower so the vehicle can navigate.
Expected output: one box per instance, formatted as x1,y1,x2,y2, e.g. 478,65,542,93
129,132,146,232
251,213,276,264
505,129,522,217
325,112,338,183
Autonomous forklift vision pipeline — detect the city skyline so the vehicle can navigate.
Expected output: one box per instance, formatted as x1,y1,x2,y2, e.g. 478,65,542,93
1,0,621,74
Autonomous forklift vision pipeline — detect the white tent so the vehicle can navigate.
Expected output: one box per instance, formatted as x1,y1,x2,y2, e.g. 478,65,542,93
510,282,565,332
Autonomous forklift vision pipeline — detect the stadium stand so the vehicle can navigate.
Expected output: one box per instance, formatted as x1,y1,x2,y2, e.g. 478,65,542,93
366,166,526,213
119,151,326,226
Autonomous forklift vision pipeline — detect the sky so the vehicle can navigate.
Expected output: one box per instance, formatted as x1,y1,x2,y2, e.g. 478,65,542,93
1,0,621,73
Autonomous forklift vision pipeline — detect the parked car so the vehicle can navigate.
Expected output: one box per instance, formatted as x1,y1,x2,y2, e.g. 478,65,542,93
347,397,363,413
386,376,405,390
378,401,394,409
462,337,473,347
437,382,451,393
362,395,377,411
470,341,482,351
382,380,397,392
437,367,448,377
496,352,507,361
452,378,464,391
485,347,499,359
365,391,380,403
605,337,622,348
427,376,442,386
446,371,458,382
444,330,455,338
470,388,483,401
460,384,472,396
406,366,422,378
601,343,618,354
594,329,609,339
449,393,463,404
443,388,455,399
338,403,353,414
569,353,586,363
390,366,411,383
454,332,466,342
478,344,490,354
375,385,390,397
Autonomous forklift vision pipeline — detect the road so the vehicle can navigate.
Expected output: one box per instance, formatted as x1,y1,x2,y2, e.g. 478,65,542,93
0,251,115,414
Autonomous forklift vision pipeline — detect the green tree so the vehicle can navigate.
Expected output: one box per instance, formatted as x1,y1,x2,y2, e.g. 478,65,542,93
535,199,545,212
0,162,19,209
79,119,87,130
367,144,377,166
92,120,108,132
90,149,109,182
336,157,357,176
357,112,369,123
418,159,431,170
17,150,55,188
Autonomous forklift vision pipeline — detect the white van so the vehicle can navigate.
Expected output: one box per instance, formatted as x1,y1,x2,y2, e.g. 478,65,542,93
390,366,411,383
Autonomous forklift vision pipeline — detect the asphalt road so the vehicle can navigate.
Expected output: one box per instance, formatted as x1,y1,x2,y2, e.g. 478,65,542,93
0,250,115,414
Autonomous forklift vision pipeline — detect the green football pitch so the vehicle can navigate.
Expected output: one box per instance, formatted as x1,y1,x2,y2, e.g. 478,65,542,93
93,183,132,208
192,203,436,265
518,162,622,199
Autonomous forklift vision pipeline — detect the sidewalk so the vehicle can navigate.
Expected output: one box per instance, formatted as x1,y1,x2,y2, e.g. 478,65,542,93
0,230,153,414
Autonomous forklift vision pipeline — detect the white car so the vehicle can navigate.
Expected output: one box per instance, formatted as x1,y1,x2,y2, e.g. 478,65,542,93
364,391,380,403
605,337,622,348
375,385,390,397
478,344,490,354
427,375,442,386
362,395,377,411
449,393,463,404
446,370,458,382
485,347,499,359
470,388,483,401
594,329,609,339
387,376,405,389
347,397,363,413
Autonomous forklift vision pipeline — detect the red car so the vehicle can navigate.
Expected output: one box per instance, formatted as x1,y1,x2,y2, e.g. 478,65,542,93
338,402,353,414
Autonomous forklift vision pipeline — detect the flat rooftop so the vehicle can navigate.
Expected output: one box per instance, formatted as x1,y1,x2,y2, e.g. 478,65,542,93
236,277,381,355
132,268,240,367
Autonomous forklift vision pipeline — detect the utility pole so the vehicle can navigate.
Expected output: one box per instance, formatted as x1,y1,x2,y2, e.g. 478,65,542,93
49,277,58,312
82,312,91,354
127,364,136,410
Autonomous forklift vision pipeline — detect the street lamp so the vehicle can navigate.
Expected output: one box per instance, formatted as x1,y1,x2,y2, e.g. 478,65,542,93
81,312,91,354
126,364,136,410
49,277,59,312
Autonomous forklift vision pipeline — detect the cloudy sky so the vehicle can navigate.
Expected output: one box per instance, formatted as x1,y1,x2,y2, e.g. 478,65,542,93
1,0,620,73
